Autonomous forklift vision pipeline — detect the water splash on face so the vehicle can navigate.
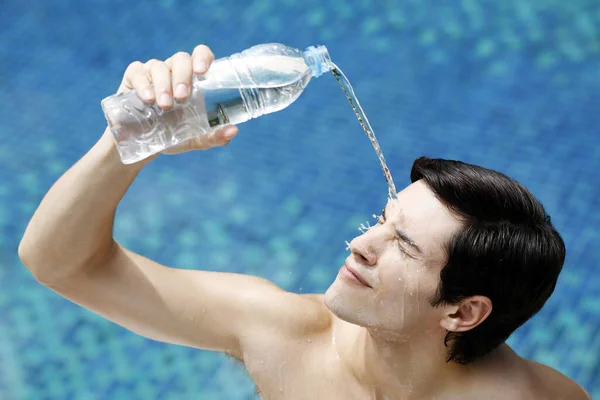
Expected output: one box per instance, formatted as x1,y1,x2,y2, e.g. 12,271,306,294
346,214,381,251
358,221,372,234
358,213,381,234
400,281,407,328
416,274,421,315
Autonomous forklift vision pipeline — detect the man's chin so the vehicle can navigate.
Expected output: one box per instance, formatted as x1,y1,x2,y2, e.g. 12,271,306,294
323,282,368,326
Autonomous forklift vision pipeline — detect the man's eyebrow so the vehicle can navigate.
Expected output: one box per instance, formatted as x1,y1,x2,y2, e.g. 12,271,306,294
396,228,423,255
383,204,423,255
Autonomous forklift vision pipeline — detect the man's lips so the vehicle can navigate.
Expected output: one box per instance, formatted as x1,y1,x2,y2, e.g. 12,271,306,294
341,264,372,288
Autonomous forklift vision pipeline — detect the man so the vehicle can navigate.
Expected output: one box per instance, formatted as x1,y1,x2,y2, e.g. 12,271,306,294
19,44,590,399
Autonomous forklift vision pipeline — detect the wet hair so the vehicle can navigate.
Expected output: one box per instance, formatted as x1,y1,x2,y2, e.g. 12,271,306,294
411,157,566,364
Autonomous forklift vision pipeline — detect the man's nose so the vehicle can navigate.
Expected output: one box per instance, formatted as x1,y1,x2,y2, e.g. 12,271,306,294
349,230,379,266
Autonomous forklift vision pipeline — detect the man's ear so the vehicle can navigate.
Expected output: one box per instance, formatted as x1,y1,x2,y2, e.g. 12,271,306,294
439,296,492,332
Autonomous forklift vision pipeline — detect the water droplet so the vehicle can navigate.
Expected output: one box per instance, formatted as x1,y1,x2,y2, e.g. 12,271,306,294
332,332,341,361
278,362,288,392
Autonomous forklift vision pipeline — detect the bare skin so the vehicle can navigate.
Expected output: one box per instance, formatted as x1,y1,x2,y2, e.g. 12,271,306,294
18,45,590,400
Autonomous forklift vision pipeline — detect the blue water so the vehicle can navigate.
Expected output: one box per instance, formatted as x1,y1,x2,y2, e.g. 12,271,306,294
2,0,599,399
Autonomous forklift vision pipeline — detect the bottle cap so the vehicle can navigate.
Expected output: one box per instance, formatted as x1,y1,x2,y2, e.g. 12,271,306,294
304,45,333,78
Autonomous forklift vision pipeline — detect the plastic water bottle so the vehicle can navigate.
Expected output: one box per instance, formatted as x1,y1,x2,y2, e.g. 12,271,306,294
101,43,333,164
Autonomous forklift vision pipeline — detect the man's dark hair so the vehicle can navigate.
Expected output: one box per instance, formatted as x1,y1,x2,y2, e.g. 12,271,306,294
410,157,566,364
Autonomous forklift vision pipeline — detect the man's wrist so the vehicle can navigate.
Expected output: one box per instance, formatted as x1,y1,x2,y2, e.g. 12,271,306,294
97,127,159,173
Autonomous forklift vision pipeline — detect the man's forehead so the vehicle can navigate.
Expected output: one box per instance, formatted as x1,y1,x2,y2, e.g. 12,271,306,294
386,181,443,219
384,181,462,252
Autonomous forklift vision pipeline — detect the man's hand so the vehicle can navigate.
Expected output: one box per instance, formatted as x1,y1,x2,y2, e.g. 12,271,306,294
115,44,239,154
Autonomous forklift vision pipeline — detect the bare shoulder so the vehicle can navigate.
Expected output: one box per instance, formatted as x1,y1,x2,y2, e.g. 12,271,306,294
470,346,590,400
242,292,332,348
240,292,333,370
280,293,333,335
524,359,591,400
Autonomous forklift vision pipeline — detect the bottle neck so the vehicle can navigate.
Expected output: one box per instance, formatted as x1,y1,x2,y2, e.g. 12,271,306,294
303,45,333,78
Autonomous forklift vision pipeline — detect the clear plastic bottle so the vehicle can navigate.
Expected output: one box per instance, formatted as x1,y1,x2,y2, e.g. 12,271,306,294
101,43,333,164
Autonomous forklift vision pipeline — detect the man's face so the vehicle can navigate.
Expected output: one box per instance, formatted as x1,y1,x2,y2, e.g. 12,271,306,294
324,180,463,336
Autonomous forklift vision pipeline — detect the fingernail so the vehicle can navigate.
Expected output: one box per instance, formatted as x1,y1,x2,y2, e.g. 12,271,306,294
194,61,207,73
143,89,154,101
175,84,188,99
159,93,172,107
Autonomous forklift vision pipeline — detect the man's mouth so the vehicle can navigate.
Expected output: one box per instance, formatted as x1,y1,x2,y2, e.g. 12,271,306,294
340,264,372,288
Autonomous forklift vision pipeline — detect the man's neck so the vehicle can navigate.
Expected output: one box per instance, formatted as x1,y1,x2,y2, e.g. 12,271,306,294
339,325,470,399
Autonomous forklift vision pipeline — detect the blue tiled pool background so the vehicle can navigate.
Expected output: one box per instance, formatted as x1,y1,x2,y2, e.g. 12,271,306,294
2,0,600,398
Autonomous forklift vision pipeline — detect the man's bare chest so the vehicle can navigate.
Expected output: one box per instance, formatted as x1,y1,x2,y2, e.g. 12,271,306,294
250,366,369,400
240,339,538,400
244,341,371,400
245,359,536,400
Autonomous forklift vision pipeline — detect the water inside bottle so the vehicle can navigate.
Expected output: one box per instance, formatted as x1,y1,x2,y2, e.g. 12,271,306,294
104,56,314,164
330,64,398,200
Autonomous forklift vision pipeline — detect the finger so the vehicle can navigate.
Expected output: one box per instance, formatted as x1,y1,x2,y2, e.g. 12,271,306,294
170,52,192,101
162,125,239,154
219,125,239,142
206,125,239,148
188,125,238,151
120,61,154,101
146,59,174,109
191,44,215,74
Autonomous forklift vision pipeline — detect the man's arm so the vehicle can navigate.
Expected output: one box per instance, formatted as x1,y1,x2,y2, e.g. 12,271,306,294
19,129,152,283
19,45,230,281
19,45,330,360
